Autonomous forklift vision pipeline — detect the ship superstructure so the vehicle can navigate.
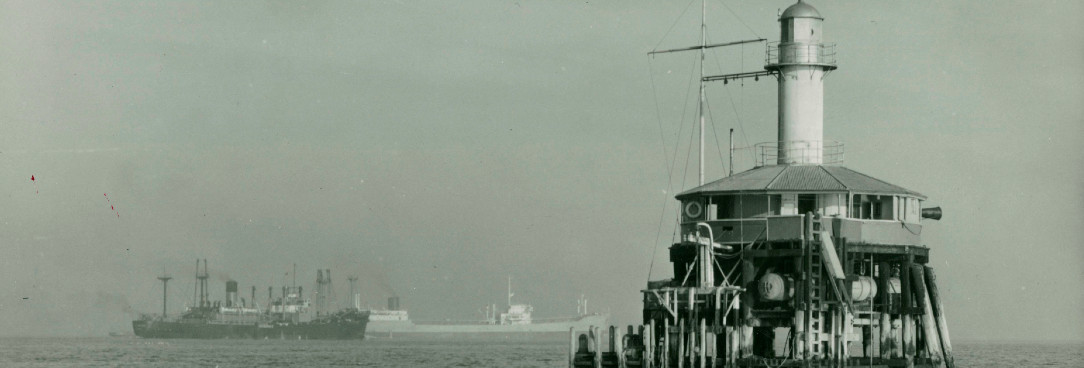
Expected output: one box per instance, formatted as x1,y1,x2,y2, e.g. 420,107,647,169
569,2,955,368
132,260,368,339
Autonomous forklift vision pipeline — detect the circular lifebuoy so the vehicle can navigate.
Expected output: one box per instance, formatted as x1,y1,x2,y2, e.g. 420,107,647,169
684,201,703,219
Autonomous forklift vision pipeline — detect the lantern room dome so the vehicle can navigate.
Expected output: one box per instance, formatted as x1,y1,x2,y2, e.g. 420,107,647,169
780,1,823,20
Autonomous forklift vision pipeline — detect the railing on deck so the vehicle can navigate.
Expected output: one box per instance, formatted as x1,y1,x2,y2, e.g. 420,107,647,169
754,140,844,166
766,42,837,66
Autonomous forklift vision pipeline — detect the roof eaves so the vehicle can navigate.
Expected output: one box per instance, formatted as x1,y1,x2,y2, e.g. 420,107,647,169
840,167,928,199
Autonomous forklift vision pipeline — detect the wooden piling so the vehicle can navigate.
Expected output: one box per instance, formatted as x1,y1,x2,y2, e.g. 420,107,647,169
903,316,915,368
880,312,893,358
647,322,655,368
610,325,617,358
826,309,837,360
842,310,852,362
794,310,806,359
878,262,892,358
676,319,684,368
570,327,576,368
598,327,607,368
663,320,670,368
901,256,915,362
925,266,955,368
699,319,707,368
739,324,753,359
893,318,903,359
726,326,738,366
911,265,944,367
740,260,754,359
616,326,626,368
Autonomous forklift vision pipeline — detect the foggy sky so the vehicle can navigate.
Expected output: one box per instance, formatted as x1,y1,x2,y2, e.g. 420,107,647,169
1,1,1081,342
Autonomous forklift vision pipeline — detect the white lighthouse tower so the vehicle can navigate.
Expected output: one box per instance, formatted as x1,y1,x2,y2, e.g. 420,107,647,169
765,0,837,164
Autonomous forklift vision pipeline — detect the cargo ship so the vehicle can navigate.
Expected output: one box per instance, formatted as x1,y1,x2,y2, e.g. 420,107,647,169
132,260,368,339
366,277,609,340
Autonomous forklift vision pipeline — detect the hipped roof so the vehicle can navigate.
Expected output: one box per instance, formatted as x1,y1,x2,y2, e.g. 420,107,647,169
676,165,926,200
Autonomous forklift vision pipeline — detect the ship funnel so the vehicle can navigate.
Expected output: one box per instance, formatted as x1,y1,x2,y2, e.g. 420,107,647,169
226,280,238,307
921,207,942,220
388,297,400,311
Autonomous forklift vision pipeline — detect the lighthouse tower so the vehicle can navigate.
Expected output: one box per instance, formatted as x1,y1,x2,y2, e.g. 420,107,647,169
629,2,956,368
766,0,837,164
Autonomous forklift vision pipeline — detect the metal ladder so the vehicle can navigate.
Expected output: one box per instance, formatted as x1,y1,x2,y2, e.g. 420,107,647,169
808,220,827,359
809,250,825,357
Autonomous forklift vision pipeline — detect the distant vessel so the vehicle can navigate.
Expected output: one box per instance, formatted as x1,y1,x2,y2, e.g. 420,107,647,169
132,260,368,339
365,277,609,340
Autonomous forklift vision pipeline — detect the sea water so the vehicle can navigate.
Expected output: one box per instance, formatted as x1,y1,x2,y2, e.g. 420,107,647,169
1,337,1081,367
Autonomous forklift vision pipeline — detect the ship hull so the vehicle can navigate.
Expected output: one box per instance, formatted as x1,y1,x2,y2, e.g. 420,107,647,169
365,313,609,341
132,319,368,340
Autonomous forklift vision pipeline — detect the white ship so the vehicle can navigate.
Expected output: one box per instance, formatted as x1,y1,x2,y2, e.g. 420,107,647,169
365,277,609,341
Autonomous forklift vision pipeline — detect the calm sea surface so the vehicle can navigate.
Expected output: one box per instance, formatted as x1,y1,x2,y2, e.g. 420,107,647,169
1,338,1081,367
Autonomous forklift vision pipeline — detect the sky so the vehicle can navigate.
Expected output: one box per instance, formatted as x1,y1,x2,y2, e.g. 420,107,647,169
1,0,1081,342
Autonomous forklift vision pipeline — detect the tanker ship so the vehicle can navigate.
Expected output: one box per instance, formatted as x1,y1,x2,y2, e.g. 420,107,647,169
132,260,368,339
366,277,609,340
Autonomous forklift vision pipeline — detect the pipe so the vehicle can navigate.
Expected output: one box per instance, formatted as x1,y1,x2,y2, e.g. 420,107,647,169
695,222,714,287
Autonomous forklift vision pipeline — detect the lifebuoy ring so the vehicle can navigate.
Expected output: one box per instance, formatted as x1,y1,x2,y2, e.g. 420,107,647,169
684,201,702,219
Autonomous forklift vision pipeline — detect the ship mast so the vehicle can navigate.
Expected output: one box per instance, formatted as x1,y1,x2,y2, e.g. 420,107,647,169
157,274,172,318
507,275,512,307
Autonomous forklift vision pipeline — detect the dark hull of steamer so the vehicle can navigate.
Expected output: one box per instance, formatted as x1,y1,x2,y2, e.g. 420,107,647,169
132,310,369,340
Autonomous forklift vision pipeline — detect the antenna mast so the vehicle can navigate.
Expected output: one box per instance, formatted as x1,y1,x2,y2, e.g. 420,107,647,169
647,1,764,187
698,0,706,185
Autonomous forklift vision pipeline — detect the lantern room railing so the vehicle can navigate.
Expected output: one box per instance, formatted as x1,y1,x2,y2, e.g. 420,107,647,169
766,42,837,67
754,140,844,166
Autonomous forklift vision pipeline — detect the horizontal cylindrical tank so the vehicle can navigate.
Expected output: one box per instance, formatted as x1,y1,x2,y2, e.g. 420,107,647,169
851,276,878,302
759,273,795,301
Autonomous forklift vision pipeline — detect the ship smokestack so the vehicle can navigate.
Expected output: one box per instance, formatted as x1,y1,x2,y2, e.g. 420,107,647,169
225,280,238,307
388,296,400,311
766,1,836,164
